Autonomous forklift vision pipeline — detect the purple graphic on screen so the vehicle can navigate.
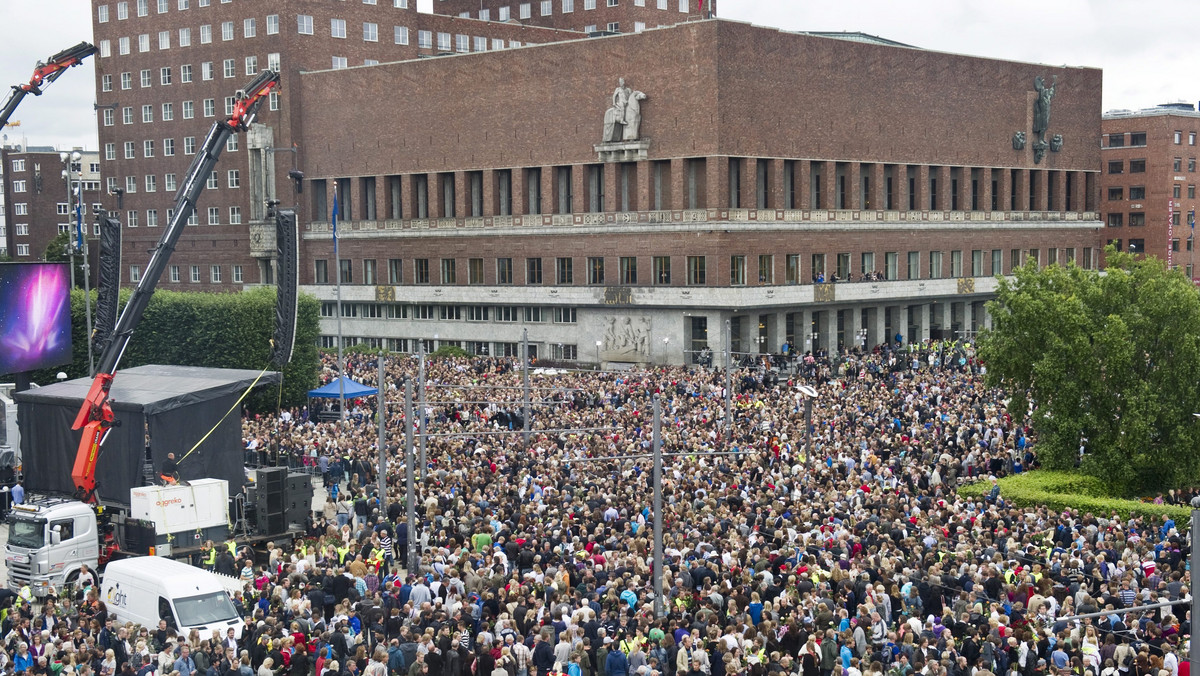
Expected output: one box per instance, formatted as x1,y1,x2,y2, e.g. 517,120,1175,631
0,263,72,374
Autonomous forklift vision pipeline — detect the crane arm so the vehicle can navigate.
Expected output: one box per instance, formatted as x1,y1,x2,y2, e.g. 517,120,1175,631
70,70,280,502
0,41,97,129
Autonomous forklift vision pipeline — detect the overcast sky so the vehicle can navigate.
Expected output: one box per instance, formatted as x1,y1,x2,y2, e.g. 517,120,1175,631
1,0,1195,152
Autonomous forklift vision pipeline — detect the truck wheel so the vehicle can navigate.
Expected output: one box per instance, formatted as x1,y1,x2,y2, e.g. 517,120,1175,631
65,570,79,590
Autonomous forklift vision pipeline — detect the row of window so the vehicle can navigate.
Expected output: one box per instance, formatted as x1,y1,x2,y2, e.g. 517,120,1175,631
139,263,245,283
1107,209,1196,228
107,204,242,227
98,0,411,25
1109,157,1200,173
312,248,1096,287
320,302,578,324
100,55,280,94
463,0,688,21
100,92,279,127
1107,131,1198,147
1108,184,1197,202
316,337,568,360
9,159,100,174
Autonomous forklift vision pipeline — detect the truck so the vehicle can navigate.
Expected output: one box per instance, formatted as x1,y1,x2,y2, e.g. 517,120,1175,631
5,69,294,597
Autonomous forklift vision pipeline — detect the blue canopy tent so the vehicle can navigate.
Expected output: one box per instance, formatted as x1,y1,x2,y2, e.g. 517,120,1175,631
307,377,378,421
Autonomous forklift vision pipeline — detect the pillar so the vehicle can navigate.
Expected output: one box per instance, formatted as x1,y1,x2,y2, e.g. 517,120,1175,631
820,161,837,211
572,164,588,215
870,164,886,211
978,168,993,212
847,162,862,210
428,172,445,219
603,163,619,213
740,158,756,210
669,158,685,211
1032,170,1048,212
511,167,527,217
823,308,839,352
454,171,468,218
848,306,864,350
964,301,976,336
400,174,416,219
936,166,952,212
797,160,812,210
540,166,556,215
769,158,785,210
481,170,495,217
956,168,971,211
1013,169,1030,211
637,160,652,213
707,157,729,210
771,311,787,354
916,165,931,211
871,306,886,349
1051,170,1067,212
996,167,1011,212
917,303,930,342
800,309,814,353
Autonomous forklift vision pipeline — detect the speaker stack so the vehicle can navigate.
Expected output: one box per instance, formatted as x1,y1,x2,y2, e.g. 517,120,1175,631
255,467,287,534
285,473,314,528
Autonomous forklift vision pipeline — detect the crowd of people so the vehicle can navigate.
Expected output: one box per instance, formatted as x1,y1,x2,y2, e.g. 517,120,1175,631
5,342,1194,676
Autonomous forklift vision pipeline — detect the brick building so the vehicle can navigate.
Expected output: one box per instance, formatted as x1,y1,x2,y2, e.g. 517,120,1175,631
430,0,711,33
293,19,1103,363
1099,104,1199,278
0,145,101,264
91,0,577,290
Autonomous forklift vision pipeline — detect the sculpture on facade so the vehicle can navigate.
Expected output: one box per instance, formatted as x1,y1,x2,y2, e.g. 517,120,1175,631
602,78,648,142
1032,75,1057,144
1050,133,1064,153
1012,131,1026,150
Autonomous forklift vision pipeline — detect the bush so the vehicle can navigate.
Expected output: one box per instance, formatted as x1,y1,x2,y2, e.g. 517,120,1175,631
959,470,1192,526
430,345,470,359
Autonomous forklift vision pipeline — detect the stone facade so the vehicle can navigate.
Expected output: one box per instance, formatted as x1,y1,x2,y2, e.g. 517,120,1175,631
0,147,101,267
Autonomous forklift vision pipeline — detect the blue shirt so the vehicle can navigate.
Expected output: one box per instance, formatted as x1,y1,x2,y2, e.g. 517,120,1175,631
841,645,853,669
11,484,23,505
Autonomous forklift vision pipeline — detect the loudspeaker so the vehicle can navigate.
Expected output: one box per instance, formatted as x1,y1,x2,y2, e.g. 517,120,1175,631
122,519,157,555
256,510,286,535
286,473,311,495
256,467,287,515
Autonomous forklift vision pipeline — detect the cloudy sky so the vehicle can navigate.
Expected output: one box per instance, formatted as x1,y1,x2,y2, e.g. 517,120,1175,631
1,0,1195,152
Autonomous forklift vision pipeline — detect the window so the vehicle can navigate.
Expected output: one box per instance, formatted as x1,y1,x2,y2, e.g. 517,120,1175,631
210,265,222,283
298,15,314,35
1107,160,1123,174
119,37,130,55
223,59,236,78
587,257,605,284
147,209,158,227
338,261,352,284
584,0,595,8
202,61,213,80
1129,186,1145,200
687,256,706,285
526,258,542,284
182,100,194,118
1108,187,1123,201
466,258,484,284
11,180,25,193
619,256,637,285
102,74,112,92
160,67,172,86
456,34,468,52
143,140,155,157
126,209,140,228
388,259,403,284
228,170,240,188
207,207,220,225
519,3,531,19
139,34,150,52
200,25,212,44
563,0,574,11
158,30,170,50
437,32,451,51
164,173,176,191
229,206,241,225
130,265,141,283
244,18,256,38
103,109,115,127
394,26,409,44
1175,158,1183,172
13,223,29,235
440,258,457,284
1129,212,1146,227
104,143,115,161
652,256,671,284
497,258,513,285
758,255,773,283
267,14,279,35
124,141,136,158
140,69,152,88
478,8,490,19
15,244,29,257
1128,239,1144,254
498,7,510,20
729,255,745,285
13,204,27,216
331,18,347,38
332,56,348,69
1107,213,1123,227
206,171,219,190
1176,131,1183,145
179,28,191,46
414,258,430,284
1190,158,1196,172
245,56,257,75
607,22,619,31
1191,132,1197,146
1175,185,1182,199
1108,133,1124,148
142,104,153,123
555,257,573,284
100,40,111,58
418,30,432,48
123,106,133,124
157,0,167,12
315,260,329,284
98,5,109,22
218,21,233,41
120,72,132,90
233,265,243,283
1130,159,1146,173
541,0,552,14
203,99,215,117
364,22,378,42
1190,185,1196,199
170,265,180,283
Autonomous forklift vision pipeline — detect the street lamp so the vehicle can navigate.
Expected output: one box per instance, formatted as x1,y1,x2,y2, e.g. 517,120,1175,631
810,331,819,354
856,328,868,351
797,384,818,469
662,336,669,364
61,150,95,376
595,339,602,366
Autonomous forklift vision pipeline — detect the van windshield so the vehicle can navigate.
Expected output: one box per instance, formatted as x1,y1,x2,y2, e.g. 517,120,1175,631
7,519,44,549
173,592,239,627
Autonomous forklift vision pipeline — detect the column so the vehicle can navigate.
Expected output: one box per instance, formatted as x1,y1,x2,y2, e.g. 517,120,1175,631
1032,170,1049,212
400,174,416,219
428,173,444,219
482,169,496,217
936,166,952,211
847,162,862,210
455,171,468,218
1051,170,1067,212
823,309,839,352
981,303,993,330
996,168,1012,212
772,311,788,354
938,302,952,338
603,163,619,213
797,160,812,210
511,167,527,217
540,166,556,215
956,168,971,211
669,158,686,211
800,309,814,353
918,303,930,342
871,306,886,349
978,168,993,212
1013,169,1030,211
707,156,729,209
848,306,864,351
964,302,976,337
820,161,837,212
870,164,886,211
572,164,588,215
636,160,652,213
740,158,756,210
769,158,785,210
916,165,930,211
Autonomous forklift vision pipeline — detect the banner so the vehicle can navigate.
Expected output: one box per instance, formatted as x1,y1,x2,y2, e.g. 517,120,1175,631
270,210,299,366
92,215,122,356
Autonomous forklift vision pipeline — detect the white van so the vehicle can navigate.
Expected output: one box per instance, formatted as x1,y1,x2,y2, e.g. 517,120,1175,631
101,557,246,639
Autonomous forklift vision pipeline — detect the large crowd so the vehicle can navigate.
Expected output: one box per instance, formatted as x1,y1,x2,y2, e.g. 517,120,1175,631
7,342,1197,676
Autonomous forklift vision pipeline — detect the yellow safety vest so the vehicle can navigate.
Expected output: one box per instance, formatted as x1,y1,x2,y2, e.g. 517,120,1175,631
226,540,237,555
204,548,217,566
337,546,351,564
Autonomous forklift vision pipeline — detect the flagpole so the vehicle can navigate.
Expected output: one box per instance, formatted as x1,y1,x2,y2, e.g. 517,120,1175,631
334,183,346,422
79,178,95,377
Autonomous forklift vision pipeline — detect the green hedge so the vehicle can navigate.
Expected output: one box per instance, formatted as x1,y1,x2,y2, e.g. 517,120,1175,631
959,470,1192,526
25,287,320,410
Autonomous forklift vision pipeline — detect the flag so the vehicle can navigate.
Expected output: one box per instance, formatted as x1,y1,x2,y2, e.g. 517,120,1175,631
1191,209,1195,231
331,187,340,254
74,178,84,252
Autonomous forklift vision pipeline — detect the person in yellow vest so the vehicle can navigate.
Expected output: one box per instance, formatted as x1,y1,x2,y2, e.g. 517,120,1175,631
202,541,217,571
337,543,352,565
225,539,237,556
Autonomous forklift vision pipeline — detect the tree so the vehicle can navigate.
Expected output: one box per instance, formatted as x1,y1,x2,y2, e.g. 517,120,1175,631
43,232,87,287
978,249,1200,496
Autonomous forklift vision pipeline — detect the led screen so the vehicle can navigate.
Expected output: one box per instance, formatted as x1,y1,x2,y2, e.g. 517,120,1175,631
0,263,72,375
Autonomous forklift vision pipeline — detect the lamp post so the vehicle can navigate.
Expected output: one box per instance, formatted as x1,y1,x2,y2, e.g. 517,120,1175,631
810,331,819,354
61,150,94,376
595,339,602,367
662,336,669,364
797,384,818,469
856,328,868,352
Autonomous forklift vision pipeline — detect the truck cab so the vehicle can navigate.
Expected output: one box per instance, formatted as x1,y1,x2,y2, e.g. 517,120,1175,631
5,497,99,596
